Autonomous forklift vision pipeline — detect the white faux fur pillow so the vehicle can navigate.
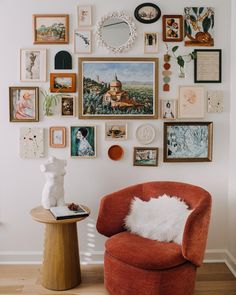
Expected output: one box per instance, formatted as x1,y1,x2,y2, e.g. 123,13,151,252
124,194,192,245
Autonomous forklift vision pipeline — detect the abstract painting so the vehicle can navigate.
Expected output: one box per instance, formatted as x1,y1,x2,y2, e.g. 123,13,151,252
20,127,44,159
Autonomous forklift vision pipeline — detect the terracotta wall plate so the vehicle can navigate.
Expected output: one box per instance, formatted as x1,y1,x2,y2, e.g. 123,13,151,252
108,145,124,161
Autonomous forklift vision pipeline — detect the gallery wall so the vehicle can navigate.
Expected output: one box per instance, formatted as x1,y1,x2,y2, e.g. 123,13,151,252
0,0,233,265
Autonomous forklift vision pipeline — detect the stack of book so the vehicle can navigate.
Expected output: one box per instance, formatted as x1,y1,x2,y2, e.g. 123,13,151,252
50,205,89,220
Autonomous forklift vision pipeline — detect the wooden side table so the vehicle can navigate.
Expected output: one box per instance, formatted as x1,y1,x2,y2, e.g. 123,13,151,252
30,205,90,291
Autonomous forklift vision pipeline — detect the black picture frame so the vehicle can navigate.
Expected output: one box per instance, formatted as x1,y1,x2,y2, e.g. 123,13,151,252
134,3,161,24
194,49,222,83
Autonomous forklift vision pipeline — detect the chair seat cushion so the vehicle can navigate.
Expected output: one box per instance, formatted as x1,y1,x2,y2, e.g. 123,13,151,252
105,231,186,270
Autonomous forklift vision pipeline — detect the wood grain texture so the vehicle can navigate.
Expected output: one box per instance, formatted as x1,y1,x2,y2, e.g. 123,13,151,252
0,263,235,294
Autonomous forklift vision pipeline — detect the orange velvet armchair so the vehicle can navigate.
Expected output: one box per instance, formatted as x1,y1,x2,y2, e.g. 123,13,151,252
96,181,212,295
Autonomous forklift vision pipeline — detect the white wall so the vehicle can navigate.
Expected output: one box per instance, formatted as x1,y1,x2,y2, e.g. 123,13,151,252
0,0,232,263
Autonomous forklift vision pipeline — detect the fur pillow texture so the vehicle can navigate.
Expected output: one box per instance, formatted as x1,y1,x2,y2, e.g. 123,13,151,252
124,194,192,245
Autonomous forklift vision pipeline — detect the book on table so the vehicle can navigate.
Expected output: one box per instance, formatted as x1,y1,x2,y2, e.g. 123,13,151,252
50,205,89,220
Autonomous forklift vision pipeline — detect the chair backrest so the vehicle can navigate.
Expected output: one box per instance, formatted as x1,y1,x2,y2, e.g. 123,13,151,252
96,181,212,266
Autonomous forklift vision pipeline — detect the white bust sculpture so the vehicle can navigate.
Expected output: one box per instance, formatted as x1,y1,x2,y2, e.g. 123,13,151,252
40,156,67,209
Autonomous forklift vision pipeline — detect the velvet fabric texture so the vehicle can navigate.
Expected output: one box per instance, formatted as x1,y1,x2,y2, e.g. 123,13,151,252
96,181,212,295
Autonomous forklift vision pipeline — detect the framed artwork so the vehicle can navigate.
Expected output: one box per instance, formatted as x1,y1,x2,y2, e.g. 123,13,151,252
49,127,66,148
194,49,222,83
70,126,96,158
160,99,177,120
136,124,155,144
33,14,69,44
61,96,76,117
133,147,158,167
74,29,92,54
105,122,128,140
9,87,39,122
163,122,213,162
77,5,92,26
144,32,158,54
78,57,158,119
20,127,44,159
162,15,183,42
134,3,161,24
184,7,214,46
50,73,76,93
178,86,205,119
207,90,224,113
20,49,47,82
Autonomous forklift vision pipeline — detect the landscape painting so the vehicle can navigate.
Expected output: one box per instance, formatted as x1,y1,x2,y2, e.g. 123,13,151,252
50,73,76,93
78,58,158,119
163,122,213,162
133,147,158,166
33,14,69,44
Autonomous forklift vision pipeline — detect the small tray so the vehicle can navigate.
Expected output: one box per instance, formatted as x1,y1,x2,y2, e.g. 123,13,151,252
108,145,124,161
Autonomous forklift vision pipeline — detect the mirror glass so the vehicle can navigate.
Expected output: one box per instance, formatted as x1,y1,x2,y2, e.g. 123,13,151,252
101,17,130,47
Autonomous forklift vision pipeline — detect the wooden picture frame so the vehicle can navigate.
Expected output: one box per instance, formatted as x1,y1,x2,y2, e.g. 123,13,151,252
50,73,76,93
70,126,96,158
20,48,47,82
163,122,213,162
144,32,158,54
33,14,69,44
61,96,76,117
178,86,205,119
162,15,183,42
9,86,39,122
49,126,66,148
78,57,158,119
77,5,92,26
134,3,161,24
105,122,128,140
74,29,92,54
133,147,158,167
194,49,222,83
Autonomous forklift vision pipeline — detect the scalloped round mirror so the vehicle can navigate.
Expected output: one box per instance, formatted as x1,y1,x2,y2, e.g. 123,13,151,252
96,12,137,54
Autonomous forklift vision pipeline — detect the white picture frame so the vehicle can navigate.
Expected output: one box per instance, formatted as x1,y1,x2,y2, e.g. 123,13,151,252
74,29,92,54
77,5,92,27
20,48,47,82
160,99,177,120
105,122,128,140
144,32,158,54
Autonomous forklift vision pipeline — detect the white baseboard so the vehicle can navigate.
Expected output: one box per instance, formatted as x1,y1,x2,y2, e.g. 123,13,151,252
0,249,236,277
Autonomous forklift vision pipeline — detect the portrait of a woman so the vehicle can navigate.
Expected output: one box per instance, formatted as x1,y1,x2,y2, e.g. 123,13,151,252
71,126,96,157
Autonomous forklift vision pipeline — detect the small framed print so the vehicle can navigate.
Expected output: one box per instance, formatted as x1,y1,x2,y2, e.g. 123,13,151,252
50,73,76,93
194,49,222,83
9,87,39,122
134,3,161,24
178,86,205,119
61,96,76,117
33,14,69,44
161,99,177,120
207,90,224,113
74,29,92,54
163,122,213,162
20,49,47,82
77,5,92,26
20,127,44,159
133,147,158,167
144,32,158,54
49,126,66,148
162,15,183,42
105,122,128,140
70,126,96,158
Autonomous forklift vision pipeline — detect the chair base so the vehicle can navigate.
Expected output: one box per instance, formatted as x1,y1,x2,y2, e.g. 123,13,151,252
104,251,197,295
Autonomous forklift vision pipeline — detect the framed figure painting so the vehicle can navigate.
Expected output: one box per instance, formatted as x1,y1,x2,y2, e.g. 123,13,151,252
78,57,158,119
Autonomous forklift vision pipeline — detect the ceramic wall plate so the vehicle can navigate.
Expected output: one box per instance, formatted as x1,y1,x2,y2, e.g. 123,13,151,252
108,145,124,161
136,124,156,145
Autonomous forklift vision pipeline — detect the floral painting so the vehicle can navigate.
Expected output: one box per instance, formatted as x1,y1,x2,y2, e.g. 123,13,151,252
184,7,214,46
78,58,158,119
70,126,96,158
164,122,213,162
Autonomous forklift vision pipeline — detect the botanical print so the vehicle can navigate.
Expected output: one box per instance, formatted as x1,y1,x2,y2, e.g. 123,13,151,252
105,123,127,140
77,6,91,26
178,86,205,118
52,130,63,145
74,30,91,53
10,87,38,122
34,15,68,43
207,90,224,113
184,7,214,46
161,100,177,119
133,147,158,166
166,125,209,159
163,15,183,42
61,96,75,116
144,33,158,53
80,59,157,119
20,127,44,159
71,126,96,158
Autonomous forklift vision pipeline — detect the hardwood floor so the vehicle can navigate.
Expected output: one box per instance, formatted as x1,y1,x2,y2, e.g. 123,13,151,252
0,263,235,294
